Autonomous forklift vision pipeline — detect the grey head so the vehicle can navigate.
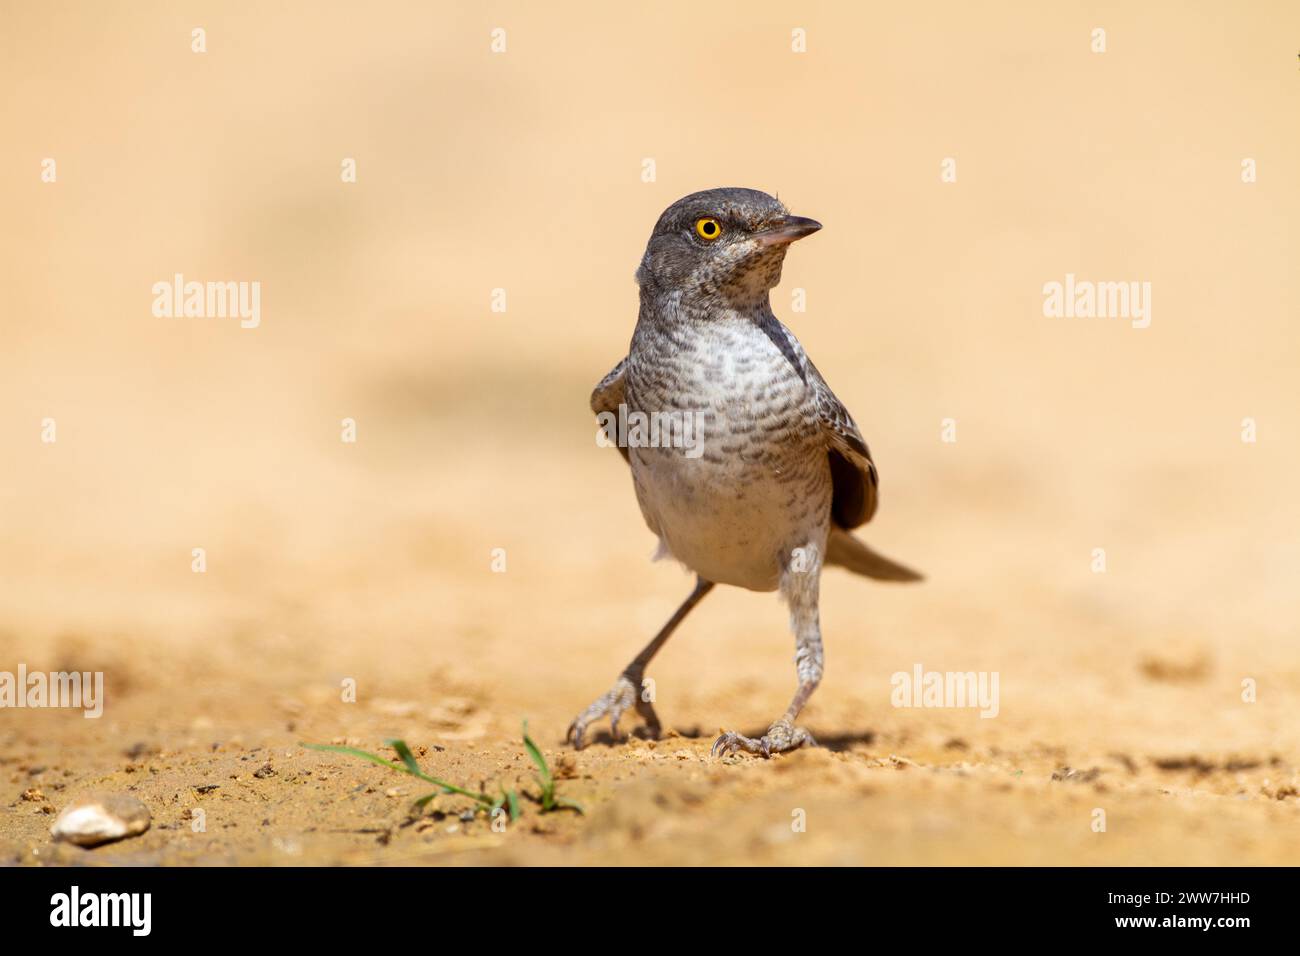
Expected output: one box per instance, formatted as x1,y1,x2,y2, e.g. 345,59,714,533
636,187,821,309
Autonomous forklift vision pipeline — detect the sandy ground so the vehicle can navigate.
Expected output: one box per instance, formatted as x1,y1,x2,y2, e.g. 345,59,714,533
2,1,1300,865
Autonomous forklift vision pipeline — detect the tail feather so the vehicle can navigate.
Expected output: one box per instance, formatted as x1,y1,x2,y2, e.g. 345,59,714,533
825,528,923,582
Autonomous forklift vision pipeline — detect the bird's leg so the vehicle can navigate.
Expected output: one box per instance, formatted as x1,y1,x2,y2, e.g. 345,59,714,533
713,542,823,758
567,576,714,749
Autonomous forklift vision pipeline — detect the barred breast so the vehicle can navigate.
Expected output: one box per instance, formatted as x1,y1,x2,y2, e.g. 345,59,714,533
625,311,832,592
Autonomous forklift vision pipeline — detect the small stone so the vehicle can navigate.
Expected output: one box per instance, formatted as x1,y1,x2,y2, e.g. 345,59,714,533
553,753,578,779
1052,765,1102,783
51,793,151,847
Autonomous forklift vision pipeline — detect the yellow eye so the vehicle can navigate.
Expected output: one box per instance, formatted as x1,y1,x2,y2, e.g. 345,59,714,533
695,217,722,241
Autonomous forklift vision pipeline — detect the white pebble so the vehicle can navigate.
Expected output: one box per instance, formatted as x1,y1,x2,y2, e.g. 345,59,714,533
51,793,151,847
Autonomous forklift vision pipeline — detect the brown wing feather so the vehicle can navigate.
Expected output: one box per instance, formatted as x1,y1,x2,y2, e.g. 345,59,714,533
590,358,630,464
808,364,878,528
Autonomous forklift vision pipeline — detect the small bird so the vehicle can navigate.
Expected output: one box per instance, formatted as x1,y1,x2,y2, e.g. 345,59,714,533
568,187,921,758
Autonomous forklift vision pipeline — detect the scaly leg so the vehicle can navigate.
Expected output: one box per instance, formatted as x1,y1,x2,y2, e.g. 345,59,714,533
567,576,714,749
713,543,823,757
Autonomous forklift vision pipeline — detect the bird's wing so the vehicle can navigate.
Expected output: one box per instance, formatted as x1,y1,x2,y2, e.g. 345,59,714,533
808,362,879,528
590,357,630,463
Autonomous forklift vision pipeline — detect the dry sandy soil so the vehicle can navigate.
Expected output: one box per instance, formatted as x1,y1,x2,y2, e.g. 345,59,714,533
2,2,1299,865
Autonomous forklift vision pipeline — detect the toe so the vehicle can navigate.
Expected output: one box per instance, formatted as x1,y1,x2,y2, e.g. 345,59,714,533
569,722,587,750
568,675,652,751
712,731,760,758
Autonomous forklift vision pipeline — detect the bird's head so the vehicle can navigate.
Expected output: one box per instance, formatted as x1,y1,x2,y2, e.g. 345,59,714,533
635,187,821,308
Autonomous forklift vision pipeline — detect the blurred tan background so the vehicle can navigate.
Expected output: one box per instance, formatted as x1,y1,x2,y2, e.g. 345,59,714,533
2,1,1299,865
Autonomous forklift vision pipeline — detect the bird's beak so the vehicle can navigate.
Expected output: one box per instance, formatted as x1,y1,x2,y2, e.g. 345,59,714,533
758,215,822,247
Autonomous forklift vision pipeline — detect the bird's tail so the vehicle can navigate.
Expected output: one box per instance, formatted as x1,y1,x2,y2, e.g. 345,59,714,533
825,528,923,582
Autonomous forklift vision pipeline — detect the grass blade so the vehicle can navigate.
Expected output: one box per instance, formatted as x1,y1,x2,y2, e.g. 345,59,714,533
555,796,585,815
302,742,402,771
521,720,553,792
303,740,491,805
386,739,424,777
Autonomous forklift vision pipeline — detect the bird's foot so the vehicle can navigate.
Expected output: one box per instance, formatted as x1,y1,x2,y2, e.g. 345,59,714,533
566,672,659,750
711,719,816,758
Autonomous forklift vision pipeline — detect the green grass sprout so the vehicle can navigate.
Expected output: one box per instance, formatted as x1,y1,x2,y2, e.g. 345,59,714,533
522,721,583,815
302,739,516,818
303,722,584,822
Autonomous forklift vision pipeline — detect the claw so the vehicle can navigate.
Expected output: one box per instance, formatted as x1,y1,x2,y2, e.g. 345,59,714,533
711,731,748,758
566,673,643,750
712,722,817,759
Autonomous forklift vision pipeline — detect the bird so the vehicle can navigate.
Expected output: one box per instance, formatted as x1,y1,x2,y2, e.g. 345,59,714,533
567,187,921,758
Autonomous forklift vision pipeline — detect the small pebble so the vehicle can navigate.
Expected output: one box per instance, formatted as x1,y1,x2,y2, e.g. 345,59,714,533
51,793,151,847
